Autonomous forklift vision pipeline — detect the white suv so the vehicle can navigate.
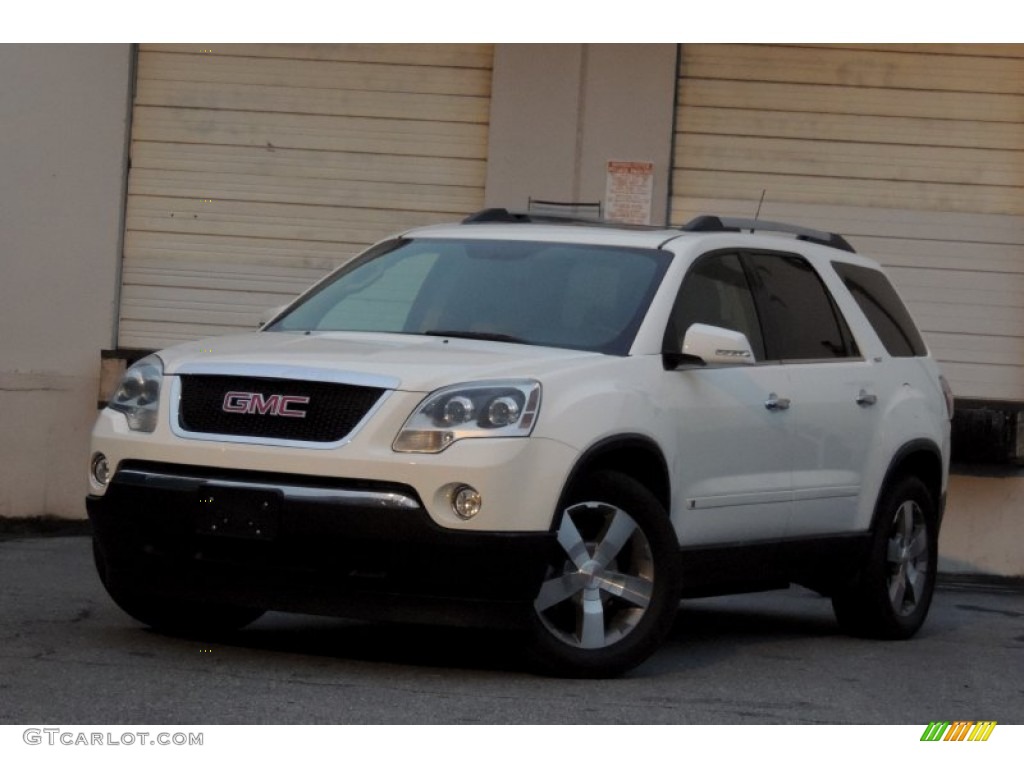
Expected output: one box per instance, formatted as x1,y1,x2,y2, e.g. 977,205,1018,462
88,211,952,677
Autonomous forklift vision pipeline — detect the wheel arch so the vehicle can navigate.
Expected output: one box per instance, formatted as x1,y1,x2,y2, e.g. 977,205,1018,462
872,439,945,531
554,434,671,526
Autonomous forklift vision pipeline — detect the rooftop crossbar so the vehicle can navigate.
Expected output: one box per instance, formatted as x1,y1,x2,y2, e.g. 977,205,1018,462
681,215,856,253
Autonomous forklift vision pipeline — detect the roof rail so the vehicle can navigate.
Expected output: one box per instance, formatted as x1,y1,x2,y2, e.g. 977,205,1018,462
462,208,532,224
463,207,642,228
681,215,856,253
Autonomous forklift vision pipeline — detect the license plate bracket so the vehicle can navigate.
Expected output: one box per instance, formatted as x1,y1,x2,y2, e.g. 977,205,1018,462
195,485,282,541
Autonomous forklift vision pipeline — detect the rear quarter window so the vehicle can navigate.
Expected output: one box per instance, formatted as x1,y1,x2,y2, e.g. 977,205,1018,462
832,261,927,357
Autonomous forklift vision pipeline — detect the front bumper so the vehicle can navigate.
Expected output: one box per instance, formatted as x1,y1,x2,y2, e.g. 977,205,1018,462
90,404,578,533
88,461,557,628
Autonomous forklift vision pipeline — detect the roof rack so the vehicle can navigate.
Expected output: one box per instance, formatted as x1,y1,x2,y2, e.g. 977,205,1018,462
462,208,533,224
460,207,608,227
463,207,606,226
461,207,662,229
681,215,856,253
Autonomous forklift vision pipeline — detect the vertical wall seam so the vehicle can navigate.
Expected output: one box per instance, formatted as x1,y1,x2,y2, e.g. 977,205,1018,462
109,43,137,350
571,44,588,202
665,44,683,226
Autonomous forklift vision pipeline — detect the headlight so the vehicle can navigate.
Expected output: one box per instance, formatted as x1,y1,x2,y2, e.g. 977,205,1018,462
107,355,163,432
393,380,541,453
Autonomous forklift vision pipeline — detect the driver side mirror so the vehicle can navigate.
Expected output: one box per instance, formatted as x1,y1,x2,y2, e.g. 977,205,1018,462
665,323,756,369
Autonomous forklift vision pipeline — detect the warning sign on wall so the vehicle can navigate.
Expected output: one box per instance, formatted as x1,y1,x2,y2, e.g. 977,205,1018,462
605,161,654,225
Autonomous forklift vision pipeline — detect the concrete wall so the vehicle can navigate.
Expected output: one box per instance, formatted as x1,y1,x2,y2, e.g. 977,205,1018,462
0,44,133,519
485,44,678,224
941,474,1024,577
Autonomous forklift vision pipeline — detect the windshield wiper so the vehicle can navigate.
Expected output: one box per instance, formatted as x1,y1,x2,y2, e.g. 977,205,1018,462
423,329,527,344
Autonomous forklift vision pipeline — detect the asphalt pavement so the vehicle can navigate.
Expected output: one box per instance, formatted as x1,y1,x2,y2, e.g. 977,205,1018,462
1,535,1021,724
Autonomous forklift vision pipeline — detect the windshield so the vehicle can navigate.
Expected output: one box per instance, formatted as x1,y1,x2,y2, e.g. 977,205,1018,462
268,238,672,355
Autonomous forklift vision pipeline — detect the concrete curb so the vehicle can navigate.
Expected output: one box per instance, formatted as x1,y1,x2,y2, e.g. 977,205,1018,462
0,515,92,541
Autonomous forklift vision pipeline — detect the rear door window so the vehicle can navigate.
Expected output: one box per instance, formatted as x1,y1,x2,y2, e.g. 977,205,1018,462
745,252,858,362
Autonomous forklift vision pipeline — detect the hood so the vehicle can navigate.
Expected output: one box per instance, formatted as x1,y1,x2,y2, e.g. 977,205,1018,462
157,330,600,392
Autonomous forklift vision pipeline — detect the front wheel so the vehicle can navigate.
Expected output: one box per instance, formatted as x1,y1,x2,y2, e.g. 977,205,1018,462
832,475,938,639
528,471,682,678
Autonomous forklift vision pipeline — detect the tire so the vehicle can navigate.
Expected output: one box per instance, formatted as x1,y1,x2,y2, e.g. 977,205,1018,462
93,539,265,637
528,471,682,678
831,475,938,639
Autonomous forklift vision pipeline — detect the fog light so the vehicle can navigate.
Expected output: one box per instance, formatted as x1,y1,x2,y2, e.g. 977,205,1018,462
452,485,482,520
91,453,111,486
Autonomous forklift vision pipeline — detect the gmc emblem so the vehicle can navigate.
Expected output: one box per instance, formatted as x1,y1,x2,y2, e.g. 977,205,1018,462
222,391,310,418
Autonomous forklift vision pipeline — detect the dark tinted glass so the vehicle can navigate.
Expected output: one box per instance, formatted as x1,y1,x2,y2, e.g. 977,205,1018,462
664,252,765,360
832,261,926,357
747,253,855,361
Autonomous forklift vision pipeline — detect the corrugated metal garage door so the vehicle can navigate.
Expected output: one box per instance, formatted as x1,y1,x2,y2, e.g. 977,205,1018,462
671,44,1024,402
118,43,493,348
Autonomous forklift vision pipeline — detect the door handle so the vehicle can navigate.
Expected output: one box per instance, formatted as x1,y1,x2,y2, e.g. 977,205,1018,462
765,393,791,411
856,389,878,407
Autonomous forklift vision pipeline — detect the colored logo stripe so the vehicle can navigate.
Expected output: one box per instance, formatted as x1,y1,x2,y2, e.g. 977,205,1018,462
920,721,997,742
968,722,997,741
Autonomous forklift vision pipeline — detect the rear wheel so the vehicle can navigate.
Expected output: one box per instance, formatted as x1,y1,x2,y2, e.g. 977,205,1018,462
93,539,265,637
529,471,682,678
832,476,938,639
